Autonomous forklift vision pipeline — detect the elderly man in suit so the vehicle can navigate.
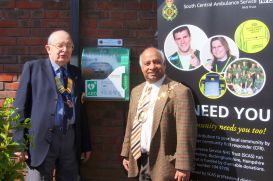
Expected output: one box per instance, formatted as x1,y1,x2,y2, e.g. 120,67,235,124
14,30,91,181
121,47,197,181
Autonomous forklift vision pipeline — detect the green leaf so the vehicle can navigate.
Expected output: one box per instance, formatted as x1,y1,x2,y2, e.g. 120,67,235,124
0,98,29,180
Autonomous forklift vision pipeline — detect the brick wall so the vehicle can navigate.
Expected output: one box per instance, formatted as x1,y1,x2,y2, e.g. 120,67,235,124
0,0,157,180
0,0,72,106
80,1,157,180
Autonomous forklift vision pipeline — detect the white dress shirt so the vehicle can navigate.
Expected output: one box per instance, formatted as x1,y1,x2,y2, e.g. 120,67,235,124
140,75,165,153
179,53,191,70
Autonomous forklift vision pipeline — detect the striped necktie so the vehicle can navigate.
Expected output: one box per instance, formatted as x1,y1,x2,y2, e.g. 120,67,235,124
60,67,67,88
131,85,152,160
60,67,72,133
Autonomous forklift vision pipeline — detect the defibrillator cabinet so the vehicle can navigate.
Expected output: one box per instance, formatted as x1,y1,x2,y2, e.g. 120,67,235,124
81,47,130,101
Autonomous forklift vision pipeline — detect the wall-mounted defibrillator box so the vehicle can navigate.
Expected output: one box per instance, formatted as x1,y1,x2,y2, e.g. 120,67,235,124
81,47,130,101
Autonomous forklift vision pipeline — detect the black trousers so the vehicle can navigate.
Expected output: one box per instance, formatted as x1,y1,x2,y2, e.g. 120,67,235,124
29,126,78,181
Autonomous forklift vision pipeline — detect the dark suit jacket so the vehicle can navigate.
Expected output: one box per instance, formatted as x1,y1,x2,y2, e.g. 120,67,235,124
14,59,91,167
121,77,197,181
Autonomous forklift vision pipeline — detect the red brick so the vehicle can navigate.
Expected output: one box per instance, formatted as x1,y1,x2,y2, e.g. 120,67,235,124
79,37,97,46
0,20,17,27
0,65,3,72
125,20,151,29
136,30,156,38
19,55,46,64
0,91,16,99
0,37,16,46
13,74,19,82
30,28,58,37
113,29,136,38
44,1,69,10
29,46,47,55
15,1,43,9
0,82,3,90
125,2,140,10
5,9,30,19
0,46,29,55
0,99,4,107
139,11,157,20
3,64,22,73
45,10,70,19
99,20,123,29
111,11,137,20
81,20,97,29
45,10,59,18
96,2,112,10
140,2,156,10
4,82,19,91
80,1,96,9
124,37,156,47
31,9,45,18
17,37,46,46
0,55,17,64
96,1,124,11
82,29,113,38
0,73,13,81
0,28,30,37
81,10,110,19
42,20,70,28
58,10,70,18
18,19,42,28
0,0,15,8
111,2,124,10
18,20,33,27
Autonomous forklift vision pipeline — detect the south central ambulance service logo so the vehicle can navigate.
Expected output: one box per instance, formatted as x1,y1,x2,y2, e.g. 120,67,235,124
162,0,178,21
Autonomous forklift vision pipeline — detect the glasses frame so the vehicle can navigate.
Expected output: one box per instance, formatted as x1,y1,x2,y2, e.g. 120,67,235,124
49,43,74,51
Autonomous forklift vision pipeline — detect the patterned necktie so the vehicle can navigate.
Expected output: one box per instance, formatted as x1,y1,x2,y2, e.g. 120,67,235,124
60,67,68,88
131,85,152,160
60,67,72,133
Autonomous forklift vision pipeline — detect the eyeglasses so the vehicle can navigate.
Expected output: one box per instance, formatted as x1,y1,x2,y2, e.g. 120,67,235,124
50,43,74,50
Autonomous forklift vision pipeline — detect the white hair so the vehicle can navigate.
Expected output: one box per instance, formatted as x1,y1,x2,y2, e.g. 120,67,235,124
47,30,73,45
139,47,165,67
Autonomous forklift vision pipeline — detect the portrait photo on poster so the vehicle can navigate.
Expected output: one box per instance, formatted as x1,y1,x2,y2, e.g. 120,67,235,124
224,58,266,98
200,35,239,74
164,24,208,71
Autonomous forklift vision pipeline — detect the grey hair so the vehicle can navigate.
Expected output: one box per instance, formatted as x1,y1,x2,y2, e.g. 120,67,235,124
47,30,73,45
139,47,166,67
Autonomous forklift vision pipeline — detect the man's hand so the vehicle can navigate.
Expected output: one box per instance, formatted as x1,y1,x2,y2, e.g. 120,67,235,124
190,50,200,68
174,170,190,181
81,151,91,163
122,158,129,171
14,152,28,161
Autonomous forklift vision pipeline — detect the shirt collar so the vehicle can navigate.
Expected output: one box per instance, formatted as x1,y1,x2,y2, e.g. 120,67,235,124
49,60,67,73
145,75,166,88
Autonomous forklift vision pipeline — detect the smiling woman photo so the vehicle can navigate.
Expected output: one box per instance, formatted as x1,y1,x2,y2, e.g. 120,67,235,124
206,36,236,74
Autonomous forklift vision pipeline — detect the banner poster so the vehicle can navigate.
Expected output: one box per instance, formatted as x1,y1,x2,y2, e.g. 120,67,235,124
157,0,273,180
81,47,130,101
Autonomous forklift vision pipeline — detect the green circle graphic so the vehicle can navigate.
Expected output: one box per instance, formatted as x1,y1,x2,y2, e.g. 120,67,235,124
234,19,270,53
199,72,227,99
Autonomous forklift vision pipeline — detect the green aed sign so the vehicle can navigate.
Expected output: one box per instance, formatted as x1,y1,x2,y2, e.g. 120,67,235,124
86,80,97,97
81,47,130,101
